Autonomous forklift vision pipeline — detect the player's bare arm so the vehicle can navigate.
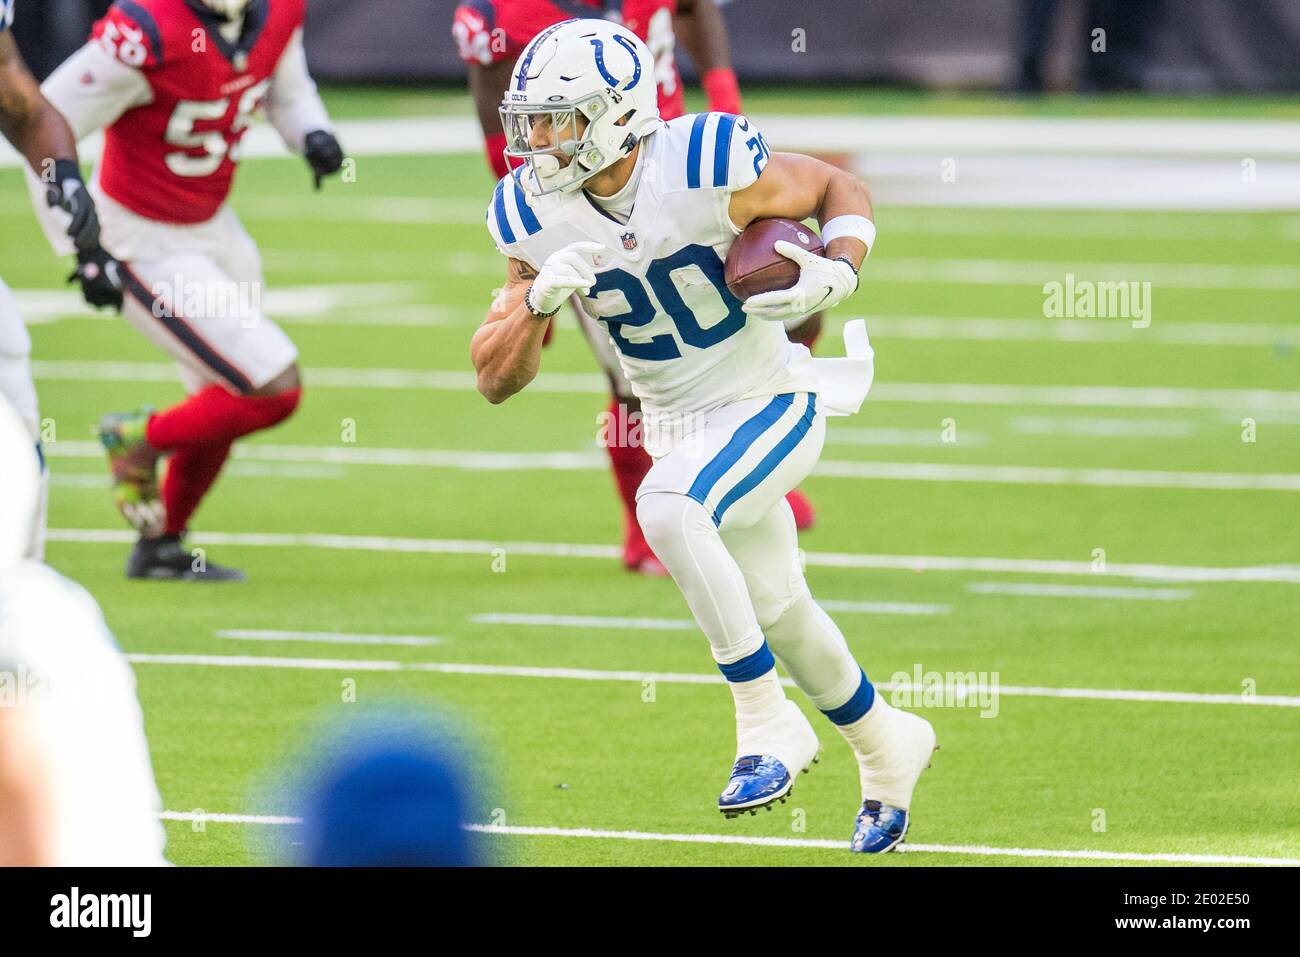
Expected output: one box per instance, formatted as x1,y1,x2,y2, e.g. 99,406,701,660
674,0,733,73
471,258,548,404
728,151,873,267
0,31,77,173
727,151,875,322
469,58,517,139
0,29,108,260
674,0,742,113
0,705,56,866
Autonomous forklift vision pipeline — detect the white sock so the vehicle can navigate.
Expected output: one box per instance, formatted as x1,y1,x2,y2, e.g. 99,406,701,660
728,666,788,734
836,695,895,757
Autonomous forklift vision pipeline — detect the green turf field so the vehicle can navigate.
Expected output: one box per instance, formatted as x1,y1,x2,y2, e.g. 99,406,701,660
1,89,1297,866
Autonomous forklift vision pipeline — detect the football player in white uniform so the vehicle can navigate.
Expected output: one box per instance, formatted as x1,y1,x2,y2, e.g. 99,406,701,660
471,18,936,853
0,0,119,560
0,396,168,865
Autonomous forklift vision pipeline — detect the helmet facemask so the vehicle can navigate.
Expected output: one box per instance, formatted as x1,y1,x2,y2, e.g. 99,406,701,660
500,91,627,195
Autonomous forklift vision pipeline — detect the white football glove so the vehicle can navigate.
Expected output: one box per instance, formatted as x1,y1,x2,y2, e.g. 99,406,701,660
742,240,859,324
527,241,605,316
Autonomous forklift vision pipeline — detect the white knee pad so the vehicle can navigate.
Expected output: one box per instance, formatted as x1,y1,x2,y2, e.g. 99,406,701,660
635,491,708,555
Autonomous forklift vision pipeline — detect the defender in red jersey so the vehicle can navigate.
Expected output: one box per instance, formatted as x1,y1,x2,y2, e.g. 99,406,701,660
452,0,815,576
28,0,345,581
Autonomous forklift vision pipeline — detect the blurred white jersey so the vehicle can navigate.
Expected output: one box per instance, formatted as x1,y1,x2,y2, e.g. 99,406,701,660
0,280,47,559
0,561,167,865
486,112,819,456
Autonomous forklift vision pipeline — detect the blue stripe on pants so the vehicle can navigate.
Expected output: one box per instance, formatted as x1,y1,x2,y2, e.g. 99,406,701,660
717,641,776,683
712,394,817,526
820,670,875,726
685,393,793,511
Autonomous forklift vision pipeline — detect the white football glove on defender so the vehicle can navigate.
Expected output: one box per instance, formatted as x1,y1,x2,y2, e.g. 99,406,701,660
742,240,859,324
526,241,605,316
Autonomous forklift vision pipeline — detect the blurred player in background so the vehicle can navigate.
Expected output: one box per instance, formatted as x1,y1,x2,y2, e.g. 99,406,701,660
0,0,121,562
453,0,818,576
28,0,345,581
471,20,936,853
0,397,167,866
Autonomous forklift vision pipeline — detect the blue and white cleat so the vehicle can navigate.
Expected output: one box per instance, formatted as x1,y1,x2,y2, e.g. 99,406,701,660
851,800,909,853
720,700,820,818
845,702,938,854
719,755,796,818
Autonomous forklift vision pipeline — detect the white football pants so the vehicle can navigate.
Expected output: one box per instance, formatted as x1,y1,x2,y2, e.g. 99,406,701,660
635,392,865,717
95,189,298,395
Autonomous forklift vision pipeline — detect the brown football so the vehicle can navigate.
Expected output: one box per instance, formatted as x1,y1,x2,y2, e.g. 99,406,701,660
725,218,825,302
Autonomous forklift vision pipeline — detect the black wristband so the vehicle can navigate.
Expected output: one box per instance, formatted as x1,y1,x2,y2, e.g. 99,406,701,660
832,255,860,291
524,283,560,319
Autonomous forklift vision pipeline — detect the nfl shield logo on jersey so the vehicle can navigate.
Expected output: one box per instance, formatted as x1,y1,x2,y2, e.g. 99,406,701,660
621,231,638,250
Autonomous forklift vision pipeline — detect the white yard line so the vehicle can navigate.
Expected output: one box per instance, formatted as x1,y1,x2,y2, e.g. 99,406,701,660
217,629,443,647
151,811,1300,865
122,653,1300,708
817,600,952,615
8,114,1299,170
812,460,1300,492
967,582,1194,601
49,528,1300,584
469,613,695,631
40,439,1300,492
470,604,951,630
31,360,1300,411
49,461,344,484
874,258,1300,290
825,428,989,447
1009,416,1198,438
860,315,1299,348
159,811,302,826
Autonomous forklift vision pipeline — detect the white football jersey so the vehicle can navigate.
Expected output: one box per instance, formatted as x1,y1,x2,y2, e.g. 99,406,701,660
0,562,167,865
486,112,820,455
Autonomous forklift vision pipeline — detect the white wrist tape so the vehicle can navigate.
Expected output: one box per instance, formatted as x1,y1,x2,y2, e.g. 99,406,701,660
820,215,876,256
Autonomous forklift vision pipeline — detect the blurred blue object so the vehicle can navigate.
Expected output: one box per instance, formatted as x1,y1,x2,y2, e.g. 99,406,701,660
294,711,480,867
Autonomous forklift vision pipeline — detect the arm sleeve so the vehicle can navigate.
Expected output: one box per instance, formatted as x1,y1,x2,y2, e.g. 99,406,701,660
718,114,770,194
23,41,151,256
266,28,331,154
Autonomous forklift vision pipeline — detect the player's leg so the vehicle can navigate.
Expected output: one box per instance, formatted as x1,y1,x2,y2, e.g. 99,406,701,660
722,498,937,853
636,393,825,815
0,280,48,560
103,248,300,580
573,294,665,575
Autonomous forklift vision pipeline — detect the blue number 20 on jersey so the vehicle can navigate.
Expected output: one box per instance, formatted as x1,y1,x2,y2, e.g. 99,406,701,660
586,244,747,361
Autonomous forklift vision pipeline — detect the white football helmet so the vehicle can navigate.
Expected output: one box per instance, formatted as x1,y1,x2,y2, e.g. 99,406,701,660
0,397,39,571
196,0,253,19
501,18,659,196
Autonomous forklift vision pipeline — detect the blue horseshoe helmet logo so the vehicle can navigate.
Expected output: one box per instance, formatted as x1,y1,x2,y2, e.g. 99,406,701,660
590,35,642,91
